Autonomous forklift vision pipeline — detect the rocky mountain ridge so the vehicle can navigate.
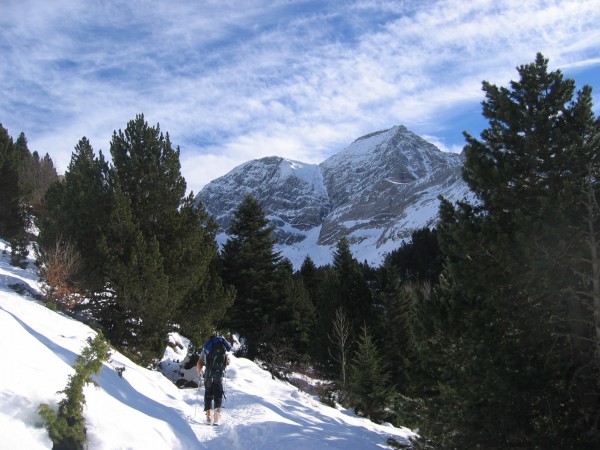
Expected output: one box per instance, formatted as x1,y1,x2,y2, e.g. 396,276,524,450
196,125,471,268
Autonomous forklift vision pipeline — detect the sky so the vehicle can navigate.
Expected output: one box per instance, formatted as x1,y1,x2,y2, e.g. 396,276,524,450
2,0,600,195
0,239,415,449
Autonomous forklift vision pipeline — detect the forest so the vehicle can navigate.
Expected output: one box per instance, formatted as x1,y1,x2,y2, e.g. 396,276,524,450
1,54,599,449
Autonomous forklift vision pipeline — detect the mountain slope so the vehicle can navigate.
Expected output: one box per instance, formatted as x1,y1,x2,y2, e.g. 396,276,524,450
0,240,415,449
196,125,470,267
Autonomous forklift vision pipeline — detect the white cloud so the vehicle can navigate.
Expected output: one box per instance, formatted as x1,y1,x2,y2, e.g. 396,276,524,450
1,0,599,193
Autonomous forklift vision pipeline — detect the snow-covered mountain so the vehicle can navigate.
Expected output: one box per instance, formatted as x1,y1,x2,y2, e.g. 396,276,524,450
0,240,415,449
197,125,470,267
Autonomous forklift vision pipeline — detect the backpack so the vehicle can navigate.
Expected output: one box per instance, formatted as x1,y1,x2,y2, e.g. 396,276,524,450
205,340,227,380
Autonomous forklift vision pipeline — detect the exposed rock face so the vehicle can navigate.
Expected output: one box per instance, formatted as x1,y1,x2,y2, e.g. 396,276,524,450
196,125,470,267
198,156,329,245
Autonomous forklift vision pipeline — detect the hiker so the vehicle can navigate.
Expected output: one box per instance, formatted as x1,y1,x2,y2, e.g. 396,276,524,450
197,334,233,425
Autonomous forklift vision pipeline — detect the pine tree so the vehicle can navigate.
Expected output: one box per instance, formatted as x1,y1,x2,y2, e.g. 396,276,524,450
99,114,228,363
174,201,235,348
417,54,600,448
0,125,29,266
24,151,59,218
388,227,443,283
0,125,23,239
40,137,111,294
38,332,111,450
299,255,321,305
220,194,282,358
40,115,230,364
276,259,316,360
310,238,373,372
331,237,373,340
373,256,413,391
347,325,394,423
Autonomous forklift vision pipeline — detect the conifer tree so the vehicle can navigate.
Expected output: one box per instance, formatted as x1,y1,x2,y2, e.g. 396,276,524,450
373,256,413,390
40,115,230,363
417,54,599,448
388,227,443,283
220,194,282,358
0,125,29,266
14,133,59,220
14,132,33,202
174,201,235,348
275,259,316,359
24,151,59,218
99,114,227,363
40,137,111,293
299,255,321,305
38,332,111,450
347,325,394,423
0,125,23,240
330,237,373,339
310,238,373,371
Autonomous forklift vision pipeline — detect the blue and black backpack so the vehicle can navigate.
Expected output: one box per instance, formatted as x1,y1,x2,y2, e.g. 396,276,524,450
205,340,227,380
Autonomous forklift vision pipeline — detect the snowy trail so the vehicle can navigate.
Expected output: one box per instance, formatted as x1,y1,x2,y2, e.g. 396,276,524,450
183,355,414,449
0,241,415,449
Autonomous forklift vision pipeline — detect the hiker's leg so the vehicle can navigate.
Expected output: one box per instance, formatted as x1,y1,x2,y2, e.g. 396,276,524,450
204,378,214,411
214,380,224,409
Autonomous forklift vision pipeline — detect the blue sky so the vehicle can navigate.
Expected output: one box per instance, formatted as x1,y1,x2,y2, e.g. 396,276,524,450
2,0,600,194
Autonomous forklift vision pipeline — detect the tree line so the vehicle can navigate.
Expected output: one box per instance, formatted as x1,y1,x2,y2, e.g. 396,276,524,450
1,54,599,448
0,127,59,266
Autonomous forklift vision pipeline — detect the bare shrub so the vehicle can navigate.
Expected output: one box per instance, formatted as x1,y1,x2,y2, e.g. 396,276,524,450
259,342,295,380
328,307,351,390
38,240,82,310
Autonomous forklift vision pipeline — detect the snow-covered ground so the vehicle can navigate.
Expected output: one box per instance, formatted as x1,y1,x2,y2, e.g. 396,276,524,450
0,240,415,449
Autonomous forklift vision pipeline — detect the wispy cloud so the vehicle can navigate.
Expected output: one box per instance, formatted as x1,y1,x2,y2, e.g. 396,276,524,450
2,0,599,193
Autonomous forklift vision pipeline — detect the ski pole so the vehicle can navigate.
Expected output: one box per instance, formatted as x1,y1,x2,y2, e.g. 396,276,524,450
194,372,203,420
194,383,200,420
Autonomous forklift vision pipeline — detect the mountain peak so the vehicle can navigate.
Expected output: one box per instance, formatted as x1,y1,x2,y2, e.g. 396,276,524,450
352,124,407,143
196,126,469,267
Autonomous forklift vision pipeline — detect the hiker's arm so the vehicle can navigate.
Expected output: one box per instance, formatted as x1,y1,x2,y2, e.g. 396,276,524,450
197,354,203,376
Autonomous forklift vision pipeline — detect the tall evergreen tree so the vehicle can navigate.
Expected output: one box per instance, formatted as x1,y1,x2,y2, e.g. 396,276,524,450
372,256,413,391
299,255,321,305
0,125,29,266
274,259,316,360
415,54,599,448
39,115,230,363
347,325,394,423
311,238,373,372
220,194,282,358
40,137,111,293
331,237,373,339
388,227,443,283
99,114,228,363
24,151,59,220
0,125,23,240
14,132,32,203
173,201,234,348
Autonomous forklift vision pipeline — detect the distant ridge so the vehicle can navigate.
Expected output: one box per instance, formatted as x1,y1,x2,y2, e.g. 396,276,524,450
195,125,470,268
